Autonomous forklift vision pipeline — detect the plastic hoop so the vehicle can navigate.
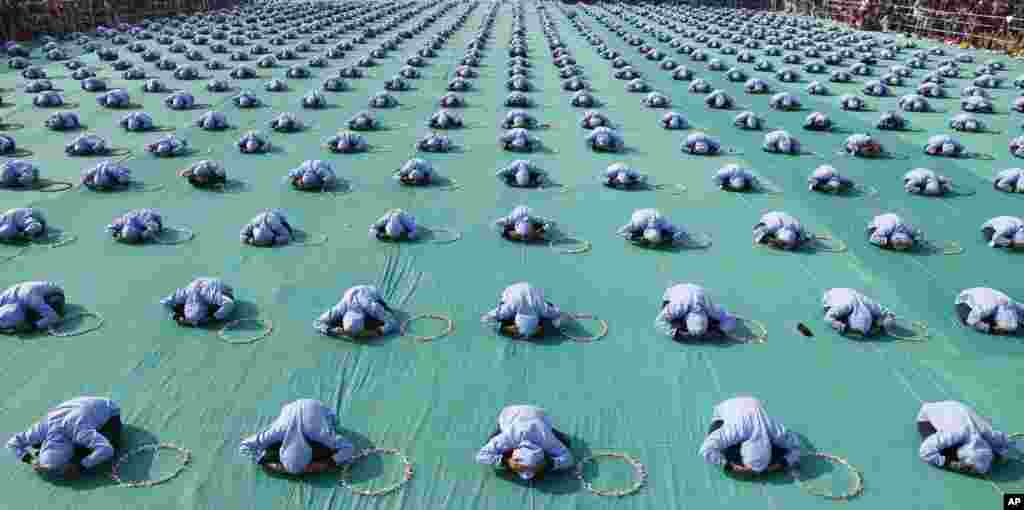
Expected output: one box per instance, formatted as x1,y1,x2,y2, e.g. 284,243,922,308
575,452,647,497
557,313,608,342
852,184,879,197
291,233,329,247
950,184,977,197
652,183,688,195
3,148,33,158
886,316,929,342
0,244,28,263
755,182,785,195
155,227,195,245
549,236,591,254
925,239,963,255
400,313,453,342
813,234,847,253
110,443,192,488
129,182,166,193
427,227,462,245
34,232,76,248
439,178,462,191
339,448,414,497
682,232,713,249
35,180,74,192
789,452,864,501
46,311,105,337
729,315,768,343
106,148,133,157
218,318,273,344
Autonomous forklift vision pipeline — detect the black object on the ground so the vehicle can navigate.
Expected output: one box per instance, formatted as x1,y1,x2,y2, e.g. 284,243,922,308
797,323,814,337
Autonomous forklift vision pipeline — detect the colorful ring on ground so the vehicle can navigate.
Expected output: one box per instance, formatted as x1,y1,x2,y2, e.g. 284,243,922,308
729,315,768,343
110,443,192,488
47,311,105,337
400,313,453,342
557,313,608,342
427,227,461,244
575,452,647,497
549,236,591,254
218,318,273,344
886,316,929,342
339,448,414,497
790,452,863,501
155,227,195,245
813,234,847,253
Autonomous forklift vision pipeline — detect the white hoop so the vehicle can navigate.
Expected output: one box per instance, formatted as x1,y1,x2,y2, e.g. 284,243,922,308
549,236,591,254
652,183,688,196
682,232,713,249
47,311,104,337
427,227,462,245
729,316,768,344
339,448,414,497
218,318,273,344
110,443,192,488
36,232,77,248
886,316,930,342
0,244,28,263
789,452,864,501
292,233,329,247
155,227,195,245
557,314,608,342
813,234,847,253
400,314,453,342
575,452,646,497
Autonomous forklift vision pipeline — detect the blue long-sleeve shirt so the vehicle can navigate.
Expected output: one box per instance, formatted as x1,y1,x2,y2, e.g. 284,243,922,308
904,168,950,195
982,216,1024,248
0,208,45,241
753,212,807,246
160,277,236,326
955,287,1020,333
240,210,293,246
823,288,892,335
107,209,163,243
7,397,120,469
698,396,802,473
494,206,550,231
994,169,1024,193
655,284,737,337
314,285,397,335
475,405,573,471
239,399,354,474
481,282,562,325
917,401,1011,474
617,208,687,242
0,281,63,330
286,160,337,190
868,213,918,247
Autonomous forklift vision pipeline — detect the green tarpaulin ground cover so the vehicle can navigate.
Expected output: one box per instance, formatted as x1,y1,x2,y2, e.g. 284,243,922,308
0,1,1023,508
